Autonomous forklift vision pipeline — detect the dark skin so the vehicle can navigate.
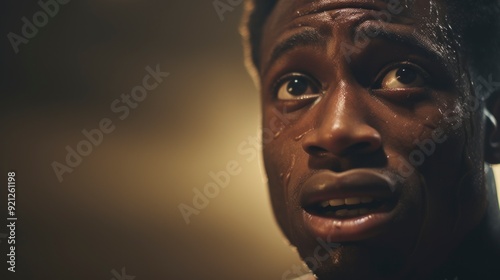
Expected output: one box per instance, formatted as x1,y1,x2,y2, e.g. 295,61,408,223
257,0,500,279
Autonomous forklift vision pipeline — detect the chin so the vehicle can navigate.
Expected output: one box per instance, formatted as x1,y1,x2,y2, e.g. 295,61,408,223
298,244,408,280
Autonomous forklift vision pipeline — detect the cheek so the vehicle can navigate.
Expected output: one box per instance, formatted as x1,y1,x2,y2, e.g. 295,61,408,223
379,100,473,251
386,98,472,204
393,123,464,182
262,134,302,199
262,106,303,182
378,93,463,169
378,95,471,211
262,107,313,234
263,138,304,241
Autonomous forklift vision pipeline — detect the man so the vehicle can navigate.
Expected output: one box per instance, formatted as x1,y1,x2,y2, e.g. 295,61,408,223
241,0,500,279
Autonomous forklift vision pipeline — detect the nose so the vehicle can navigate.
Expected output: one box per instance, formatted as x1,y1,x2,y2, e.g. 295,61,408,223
302,89,382,158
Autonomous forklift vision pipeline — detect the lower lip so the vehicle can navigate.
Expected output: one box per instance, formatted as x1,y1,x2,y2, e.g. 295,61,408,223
302,205,398,242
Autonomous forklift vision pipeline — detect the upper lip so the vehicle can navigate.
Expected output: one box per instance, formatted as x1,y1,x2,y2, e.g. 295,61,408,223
300,169,397,209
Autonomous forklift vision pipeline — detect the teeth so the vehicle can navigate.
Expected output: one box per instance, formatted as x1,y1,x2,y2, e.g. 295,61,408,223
345,197,361,205
328,199,344,207
321,201,373,217
336,209,360,217
319,197,376,208
336,209,349,216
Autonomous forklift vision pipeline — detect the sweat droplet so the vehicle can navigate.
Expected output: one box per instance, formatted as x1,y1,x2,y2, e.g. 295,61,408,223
284,173,291,186
282,154,296,187
294,128,313,141
274,127,284,139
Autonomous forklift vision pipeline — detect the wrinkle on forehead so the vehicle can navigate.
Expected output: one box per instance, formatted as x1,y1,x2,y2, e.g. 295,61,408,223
274,0,418,18
267,0,452,36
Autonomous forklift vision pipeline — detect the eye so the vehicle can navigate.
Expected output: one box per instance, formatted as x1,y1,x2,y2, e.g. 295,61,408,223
377,64,429,89
274,73,321,101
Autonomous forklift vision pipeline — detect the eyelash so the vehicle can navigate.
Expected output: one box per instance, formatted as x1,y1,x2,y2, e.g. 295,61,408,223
269,61,433,108
272,73,322,97
372,62,431,89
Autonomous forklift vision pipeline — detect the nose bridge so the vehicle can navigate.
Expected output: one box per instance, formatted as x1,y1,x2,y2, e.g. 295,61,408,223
303,82,381,156
318,19,363,130
319,82,364,134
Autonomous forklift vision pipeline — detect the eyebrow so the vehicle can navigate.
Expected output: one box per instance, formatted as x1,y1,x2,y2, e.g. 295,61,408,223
262,26,453,78
264,29,327,75
374,28,452,69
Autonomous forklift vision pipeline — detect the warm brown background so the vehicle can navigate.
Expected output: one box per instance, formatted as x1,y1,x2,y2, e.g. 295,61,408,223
1,1,499,280
1,1,303,280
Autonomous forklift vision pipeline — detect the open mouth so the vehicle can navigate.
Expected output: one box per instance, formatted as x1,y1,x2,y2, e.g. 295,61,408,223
300,169,400,242
305,196,396,219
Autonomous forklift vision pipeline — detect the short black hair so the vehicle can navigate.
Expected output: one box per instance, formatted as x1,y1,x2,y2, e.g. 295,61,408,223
240,0,277,73
241,0,500,95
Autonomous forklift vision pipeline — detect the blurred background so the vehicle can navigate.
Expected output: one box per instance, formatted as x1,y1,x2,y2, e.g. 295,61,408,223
1,1,499,280
0,1,303,279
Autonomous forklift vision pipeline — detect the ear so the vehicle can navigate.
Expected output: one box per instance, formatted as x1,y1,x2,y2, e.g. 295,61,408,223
484,91,500,163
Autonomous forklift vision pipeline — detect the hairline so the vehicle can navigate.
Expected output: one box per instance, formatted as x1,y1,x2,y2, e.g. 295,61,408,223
241,0,500,96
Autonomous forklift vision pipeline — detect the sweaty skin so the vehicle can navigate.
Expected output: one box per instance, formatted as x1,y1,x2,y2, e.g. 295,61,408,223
257,1,500,279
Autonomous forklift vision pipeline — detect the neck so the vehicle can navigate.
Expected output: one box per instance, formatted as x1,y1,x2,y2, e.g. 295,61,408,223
435,165,500,280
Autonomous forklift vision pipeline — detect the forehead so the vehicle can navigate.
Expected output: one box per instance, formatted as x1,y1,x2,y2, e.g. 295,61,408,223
267,0,446,22
258,0,459,76
263,0,448,44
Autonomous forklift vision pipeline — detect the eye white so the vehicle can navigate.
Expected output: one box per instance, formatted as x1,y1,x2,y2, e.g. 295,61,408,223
277,76,320,100
381,66,426,89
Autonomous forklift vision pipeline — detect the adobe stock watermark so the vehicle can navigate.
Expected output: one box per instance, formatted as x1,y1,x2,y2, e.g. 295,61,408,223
341,0,410,63
385,74,500,187
7,0,71,54
51,64,170,183
178,107,293,225
281,235,341,280
111,267,135,280
382,126,448,189
213,0,243,22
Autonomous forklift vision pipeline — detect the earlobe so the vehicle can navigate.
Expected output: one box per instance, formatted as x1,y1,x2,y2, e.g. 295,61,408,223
484,91,500,163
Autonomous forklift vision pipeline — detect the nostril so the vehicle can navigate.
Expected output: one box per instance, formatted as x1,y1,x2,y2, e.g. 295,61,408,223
306,146,329,156
302,127,382,157
306,142,374,157
346,142,372,153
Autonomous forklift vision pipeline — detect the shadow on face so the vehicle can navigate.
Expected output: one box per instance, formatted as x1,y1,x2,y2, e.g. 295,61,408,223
257,1,493,279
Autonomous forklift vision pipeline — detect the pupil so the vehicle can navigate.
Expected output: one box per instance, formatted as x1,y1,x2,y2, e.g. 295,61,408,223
287,78,309,96
396,67,417,84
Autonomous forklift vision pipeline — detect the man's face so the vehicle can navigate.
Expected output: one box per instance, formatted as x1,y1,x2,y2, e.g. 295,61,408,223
259,0,488,279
